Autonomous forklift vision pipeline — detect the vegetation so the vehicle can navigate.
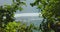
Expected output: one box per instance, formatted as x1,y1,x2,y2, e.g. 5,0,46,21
0,0,37,32
4,22,37,32
30,0,60,32
1,0,60,32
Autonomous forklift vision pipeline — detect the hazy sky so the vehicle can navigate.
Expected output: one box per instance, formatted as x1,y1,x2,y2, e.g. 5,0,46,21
0,0,12,5
0,0,39,13
0,0,41,17
20,0,39,13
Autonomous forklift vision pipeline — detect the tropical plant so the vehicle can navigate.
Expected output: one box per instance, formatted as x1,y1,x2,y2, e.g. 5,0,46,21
30,0,60,32
4,21,37,32
0,0,26,32
0,0,38,32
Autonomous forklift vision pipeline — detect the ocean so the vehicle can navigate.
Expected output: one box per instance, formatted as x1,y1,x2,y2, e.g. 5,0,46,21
15,16,43,32
15,16,43,26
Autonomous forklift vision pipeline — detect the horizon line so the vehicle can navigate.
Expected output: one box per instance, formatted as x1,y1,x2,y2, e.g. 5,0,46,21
14,13,42,17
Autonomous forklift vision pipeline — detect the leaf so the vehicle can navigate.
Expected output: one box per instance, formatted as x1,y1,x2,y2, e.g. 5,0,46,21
19,7,23,11
37,4,43,9
20,2,26,6
16,0,20,2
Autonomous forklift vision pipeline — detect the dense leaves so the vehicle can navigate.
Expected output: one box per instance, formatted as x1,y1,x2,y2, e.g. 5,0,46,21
4,22,37,32
0,0,38,32
0,0,25,28
30,0,60,32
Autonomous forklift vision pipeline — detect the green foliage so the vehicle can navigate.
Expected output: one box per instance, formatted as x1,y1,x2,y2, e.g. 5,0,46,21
0,0,26,26
3,22,37,32
5,22,20,32
30,0,60,32
0,0,26,32
0,0,38,32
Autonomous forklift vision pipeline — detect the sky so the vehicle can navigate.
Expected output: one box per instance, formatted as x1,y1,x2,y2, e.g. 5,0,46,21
0,0,12,5
15,0,39,13
0,0,41,17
